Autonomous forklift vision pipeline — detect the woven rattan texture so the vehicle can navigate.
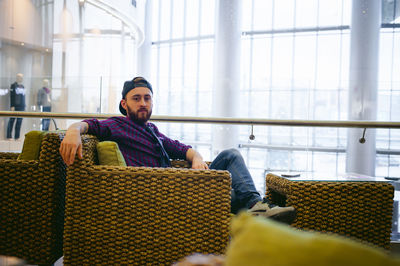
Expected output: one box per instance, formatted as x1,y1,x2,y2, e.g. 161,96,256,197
63,135,231,265
265,173,394,249
0,133,66,265
0,152,19,160
171,160,212,168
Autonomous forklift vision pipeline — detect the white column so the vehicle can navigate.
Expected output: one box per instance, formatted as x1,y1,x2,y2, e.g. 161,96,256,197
77,0,84,109
137,0,152,79
212,0,241,156
346,0,381,176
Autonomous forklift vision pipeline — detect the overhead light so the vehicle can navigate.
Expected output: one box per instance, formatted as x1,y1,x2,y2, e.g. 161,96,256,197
45,48,49,52
20,42,24,46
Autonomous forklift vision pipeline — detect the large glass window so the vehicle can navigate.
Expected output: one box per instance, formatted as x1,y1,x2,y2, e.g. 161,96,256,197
52,1,138,118
150,0,215,153
377,0,400,177
239,0,351,192
0,0,54,139
150,0,400,196
0,0,140,138
1,0,399,189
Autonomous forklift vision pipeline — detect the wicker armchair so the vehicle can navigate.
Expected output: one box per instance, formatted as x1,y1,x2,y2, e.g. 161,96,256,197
265,173,394,249
63,134,232,265
0,132,66,265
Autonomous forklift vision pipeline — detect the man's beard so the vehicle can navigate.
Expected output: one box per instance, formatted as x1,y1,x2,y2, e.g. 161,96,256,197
126,106,152,124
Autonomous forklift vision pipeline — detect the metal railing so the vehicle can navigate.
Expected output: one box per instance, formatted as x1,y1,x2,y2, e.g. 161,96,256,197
1,111,400,128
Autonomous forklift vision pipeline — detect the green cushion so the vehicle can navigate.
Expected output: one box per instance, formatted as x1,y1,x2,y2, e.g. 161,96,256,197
17,131,46,160
97,141,126,166
225,213,400,266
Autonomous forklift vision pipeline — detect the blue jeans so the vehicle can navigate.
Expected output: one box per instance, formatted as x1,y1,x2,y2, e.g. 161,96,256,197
7,106,25,139
209,148,261,214
41,106,51,131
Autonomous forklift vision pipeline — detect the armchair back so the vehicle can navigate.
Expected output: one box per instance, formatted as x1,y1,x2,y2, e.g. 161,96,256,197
63,134,232,265
0,132,66,265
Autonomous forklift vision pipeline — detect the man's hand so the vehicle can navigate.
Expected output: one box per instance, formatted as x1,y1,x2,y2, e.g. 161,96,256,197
191,157,209,170
59,122,88,165
186,148,209,170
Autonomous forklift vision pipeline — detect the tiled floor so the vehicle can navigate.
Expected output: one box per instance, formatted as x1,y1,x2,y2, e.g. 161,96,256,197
391,241,400,255
0,139,24,153
0,256,25,266
0,256,63,266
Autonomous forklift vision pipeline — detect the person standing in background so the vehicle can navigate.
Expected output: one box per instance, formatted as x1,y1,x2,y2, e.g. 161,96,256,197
37,79,52,131
7,73,25,140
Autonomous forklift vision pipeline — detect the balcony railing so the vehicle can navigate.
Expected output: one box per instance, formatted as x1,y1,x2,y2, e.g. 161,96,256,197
1,111,400,128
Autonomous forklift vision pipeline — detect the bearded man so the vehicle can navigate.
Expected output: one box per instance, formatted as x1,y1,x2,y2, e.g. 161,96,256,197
60,77,295,223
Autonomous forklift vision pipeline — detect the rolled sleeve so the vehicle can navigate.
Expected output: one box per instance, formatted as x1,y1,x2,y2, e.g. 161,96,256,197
163,137,192,160
83,119,111,140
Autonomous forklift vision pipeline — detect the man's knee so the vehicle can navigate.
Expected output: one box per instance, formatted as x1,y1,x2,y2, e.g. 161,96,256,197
219,148,242,159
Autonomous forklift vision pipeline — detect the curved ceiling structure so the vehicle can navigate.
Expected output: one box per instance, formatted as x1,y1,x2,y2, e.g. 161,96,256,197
85,0,144,46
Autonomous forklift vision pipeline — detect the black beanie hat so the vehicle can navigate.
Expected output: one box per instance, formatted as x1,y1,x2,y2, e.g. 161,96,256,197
119,77,153,115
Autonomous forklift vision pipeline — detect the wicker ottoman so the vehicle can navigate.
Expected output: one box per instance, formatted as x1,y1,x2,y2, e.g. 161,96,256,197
265,173,394,249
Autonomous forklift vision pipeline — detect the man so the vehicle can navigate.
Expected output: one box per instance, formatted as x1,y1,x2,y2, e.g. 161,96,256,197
7,73,25,140
60,77,295,223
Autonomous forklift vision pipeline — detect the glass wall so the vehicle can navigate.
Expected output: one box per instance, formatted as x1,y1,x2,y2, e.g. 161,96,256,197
378,4,400,177
239,0,350,185
0,0,54,139
0,0,399,185
150,0,216,160
150,0,400,193
0,0,141,139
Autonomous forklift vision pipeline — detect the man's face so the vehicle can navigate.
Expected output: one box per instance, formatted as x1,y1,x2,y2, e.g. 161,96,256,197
121,87,153,124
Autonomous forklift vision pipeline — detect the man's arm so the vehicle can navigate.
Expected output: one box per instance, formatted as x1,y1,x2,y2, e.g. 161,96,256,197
59,122,89,166
186,148,209,170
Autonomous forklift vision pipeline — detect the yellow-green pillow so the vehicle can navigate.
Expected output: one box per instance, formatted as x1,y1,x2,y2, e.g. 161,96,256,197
225,213,400,266
97,141,126,166
17,131,46,160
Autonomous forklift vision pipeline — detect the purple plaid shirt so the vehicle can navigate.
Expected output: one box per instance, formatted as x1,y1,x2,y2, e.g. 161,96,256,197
83,117,192,167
